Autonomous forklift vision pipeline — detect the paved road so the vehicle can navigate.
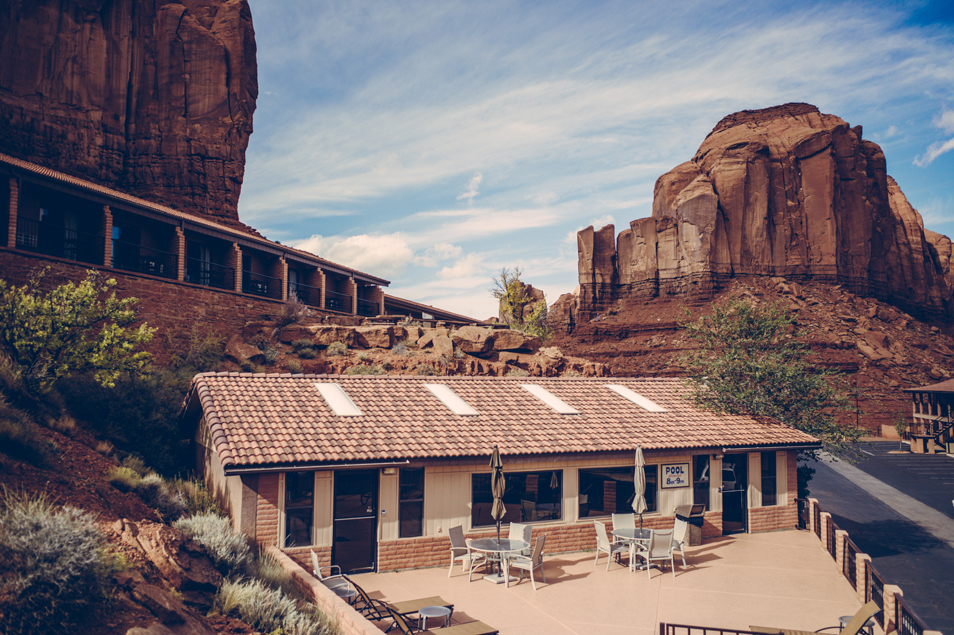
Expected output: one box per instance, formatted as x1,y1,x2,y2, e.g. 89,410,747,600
803,442,954,634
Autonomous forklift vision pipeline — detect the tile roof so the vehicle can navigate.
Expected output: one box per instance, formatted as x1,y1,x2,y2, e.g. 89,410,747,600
185,374,819,471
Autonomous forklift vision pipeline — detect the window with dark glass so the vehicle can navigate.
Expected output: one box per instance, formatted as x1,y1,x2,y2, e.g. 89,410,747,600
761,452,777,506
399,468,424,538
578,466,658,517
693,455,710,510
471,470,562,527
284,471,314,547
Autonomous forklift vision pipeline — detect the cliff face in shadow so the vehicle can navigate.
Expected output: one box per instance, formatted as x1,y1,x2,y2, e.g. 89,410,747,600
0,0,258,228
553,103,952,330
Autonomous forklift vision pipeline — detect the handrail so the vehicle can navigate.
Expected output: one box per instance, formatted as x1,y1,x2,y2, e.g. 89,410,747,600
326,289,352,313
242,269,283,300
813,501,821,538
186,257,233,291
289,282,321,308
356,296,379,317
866,561,886,628
826,518,837,560
896,593,929,635
843,537,858,590
112,239,176,279
659,623,765,635
16,217,103,265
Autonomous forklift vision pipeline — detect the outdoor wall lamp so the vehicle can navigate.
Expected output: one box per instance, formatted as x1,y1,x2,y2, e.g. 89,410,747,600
712,453,724,461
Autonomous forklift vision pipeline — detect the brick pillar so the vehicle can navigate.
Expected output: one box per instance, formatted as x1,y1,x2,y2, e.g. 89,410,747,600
7,178,18,248
835,529,848,571
227,242,242,292
808,498,819,534
269,255,288,301
820,511,831,548
101,206,113,267
256,473,281,548
172,227,186,281
347,276,357,315
370,285,385,316
884,585,902,633
856,554,871,604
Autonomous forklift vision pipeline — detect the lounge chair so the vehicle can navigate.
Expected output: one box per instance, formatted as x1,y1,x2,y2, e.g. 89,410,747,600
449,525,484,577
633,529,675,579
750,600,881,635
594,520,629,571
508,534,547,589
346,578,455,630
384,603,498,635
310,550,351,591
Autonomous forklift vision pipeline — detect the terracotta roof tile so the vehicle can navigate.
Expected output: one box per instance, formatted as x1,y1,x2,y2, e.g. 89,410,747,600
186,374,819,469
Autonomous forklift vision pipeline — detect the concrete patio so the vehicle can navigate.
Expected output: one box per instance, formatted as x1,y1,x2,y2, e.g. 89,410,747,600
352,530,871,635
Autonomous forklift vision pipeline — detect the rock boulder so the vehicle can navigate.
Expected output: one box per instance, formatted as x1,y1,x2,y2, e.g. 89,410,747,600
451,326,495,355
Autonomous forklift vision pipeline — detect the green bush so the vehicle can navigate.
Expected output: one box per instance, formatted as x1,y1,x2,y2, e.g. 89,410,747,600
286,359,304,374
136,474,186,521
415,365,438,376
174,512,250,575
0,492,113,634
169,477,221,516
506,367,530,377
213,578,337,635
107,466,142,492
249,549,299,599
291,339,313,352
325,341,347,356
391,341,408,356
296,348,317,360
122,454,150,476
0,397,48,465
345,364,385,375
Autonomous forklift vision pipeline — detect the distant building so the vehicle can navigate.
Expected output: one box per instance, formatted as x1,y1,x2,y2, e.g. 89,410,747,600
183,374,820,573
904,379,954,454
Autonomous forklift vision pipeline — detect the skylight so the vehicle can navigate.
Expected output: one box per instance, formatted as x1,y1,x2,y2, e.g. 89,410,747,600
424,384,479,416
521,384,580,414
604,384,667,412
313,383,363,417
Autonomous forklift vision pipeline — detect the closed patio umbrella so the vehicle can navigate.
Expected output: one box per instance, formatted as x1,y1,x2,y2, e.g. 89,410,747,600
633,445,648,531
490,445,506,544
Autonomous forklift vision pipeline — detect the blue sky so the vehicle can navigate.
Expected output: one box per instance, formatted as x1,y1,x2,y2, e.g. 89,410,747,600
240,0,954,320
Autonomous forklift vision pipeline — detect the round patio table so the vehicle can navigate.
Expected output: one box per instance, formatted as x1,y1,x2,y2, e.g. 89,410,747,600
468,538,530,584
611,528,652,571
419,605,452,629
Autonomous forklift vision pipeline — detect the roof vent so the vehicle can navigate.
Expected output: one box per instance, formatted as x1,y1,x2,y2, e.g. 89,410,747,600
604,384,667,412
424,384,479,416
521,384,579,415
313,383,363,417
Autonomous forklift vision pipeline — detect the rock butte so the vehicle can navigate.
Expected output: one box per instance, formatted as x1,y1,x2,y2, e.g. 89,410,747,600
0,0,258,231
552,103,954,330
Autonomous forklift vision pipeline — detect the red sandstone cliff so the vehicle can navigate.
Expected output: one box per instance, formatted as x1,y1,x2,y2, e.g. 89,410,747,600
557,103,952,328
0,0,257,229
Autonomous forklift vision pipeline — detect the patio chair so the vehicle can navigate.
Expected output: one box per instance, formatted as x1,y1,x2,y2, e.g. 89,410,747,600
507,534,547,590
671,517,689,568
750,600,881,635
449,525,484,577
384,603,499,635
594,520,629,571
633,529,675,579
509,522,533,557
611,513,636,545
310,550,351,591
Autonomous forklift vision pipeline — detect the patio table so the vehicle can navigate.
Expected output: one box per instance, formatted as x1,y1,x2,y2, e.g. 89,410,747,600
468,538,529,584
612,527,652,571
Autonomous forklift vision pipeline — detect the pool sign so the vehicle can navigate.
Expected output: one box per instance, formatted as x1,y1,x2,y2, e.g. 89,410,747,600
661,463,690,489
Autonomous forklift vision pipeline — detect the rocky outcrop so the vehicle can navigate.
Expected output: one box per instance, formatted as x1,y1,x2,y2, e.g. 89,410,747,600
561,104,953,327
0,1,258,228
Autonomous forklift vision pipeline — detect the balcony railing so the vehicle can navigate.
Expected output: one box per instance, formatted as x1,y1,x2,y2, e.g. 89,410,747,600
242,270,283,300
185,257,233,290
356,296,379,318
16,218,103,265
659,623,764,635
112,240,176,279
813,501,821,538
843,537,858,589
325,289,352,313
289,282,321,308
866,561,886,628
896,594,928,635
826,518,837,560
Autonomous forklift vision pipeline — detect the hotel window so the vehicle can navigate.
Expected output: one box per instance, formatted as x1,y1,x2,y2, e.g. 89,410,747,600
471,470,562,527
399,468,424,538
761,452,777,507
284,472,314,547
578,466,658,518
693,455,710,510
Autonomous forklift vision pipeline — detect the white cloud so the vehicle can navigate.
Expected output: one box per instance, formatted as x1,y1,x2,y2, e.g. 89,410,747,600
436,252,483,280
292,233,416,278
413,242,462,267
885,125,898,138
457,173,483,203
915,107,954,167
938,109,954,134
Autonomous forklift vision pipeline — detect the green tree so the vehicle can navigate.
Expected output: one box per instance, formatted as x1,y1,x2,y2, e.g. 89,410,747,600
0,270,155,392
491,268,550,340
679,296,861,455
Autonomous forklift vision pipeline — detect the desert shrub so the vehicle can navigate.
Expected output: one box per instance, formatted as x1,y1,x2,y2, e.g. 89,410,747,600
59,369,193,476
286,359,304,374
249,549,298,598
506,367,530,377
415,365,438,376
43,413,77,436
213,578,336,635
345,364,385,375
168,324,226,373
261,346,281,364
169,477,220,516
391,341,408,356
291,339,313,352
240,360,266,373
296,348,317,359
122,454,150,476
0,397,47,465
275,294,311,329
563,369,581,377
107,466,142,492
453,347,463,359
174,511,250,575
357,352,369,362
136,474,186,520
0,492,113,634
95,440,115,456
325,341,347,356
